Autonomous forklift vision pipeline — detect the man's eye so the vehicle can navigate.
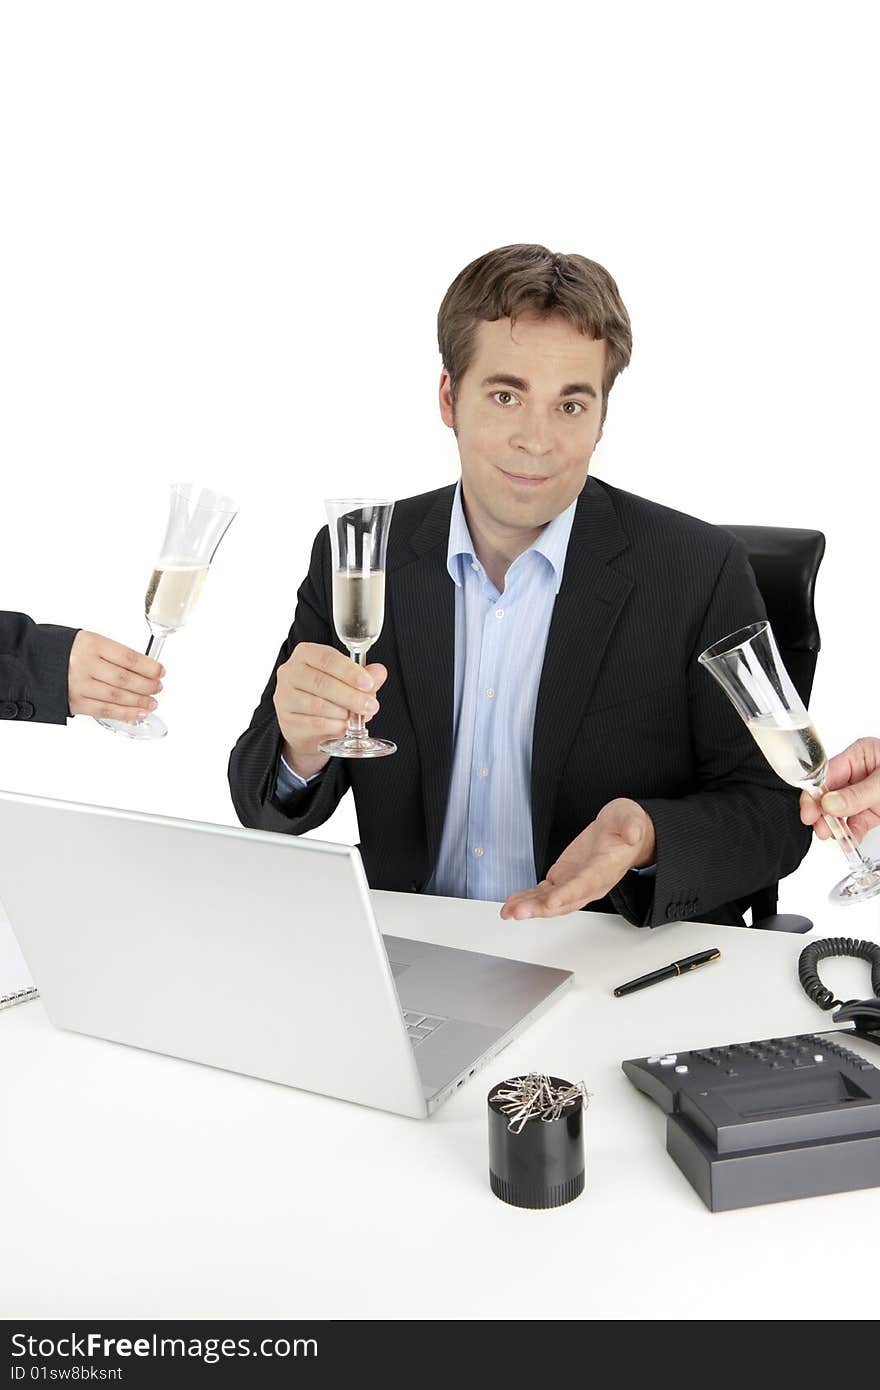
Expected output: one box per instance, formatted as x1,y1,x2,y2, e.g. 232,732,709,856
492,391,518,406
561,401,586,416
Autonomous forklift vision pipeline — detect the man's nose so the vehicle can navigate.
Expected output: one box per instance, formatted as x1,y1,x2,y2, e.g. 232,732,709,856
509,414,555,457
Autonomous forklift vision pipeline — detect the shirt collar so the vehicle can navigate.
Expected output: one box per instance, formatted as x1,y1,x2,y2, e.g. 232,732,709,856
445,478,578,595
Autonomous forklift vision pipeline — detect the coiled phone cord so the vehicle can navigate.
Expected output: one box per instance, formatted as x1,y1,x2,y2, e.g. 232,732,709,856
798,938,880,1011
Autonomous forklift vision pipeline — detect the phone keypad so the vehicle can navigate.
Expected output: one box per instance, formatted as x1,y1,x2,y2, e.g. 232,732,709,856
651,1033,876,1074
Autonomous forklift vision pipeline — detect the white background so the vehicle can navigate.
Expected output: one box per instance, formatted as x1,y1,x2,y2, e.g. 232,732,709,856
1,0,878,925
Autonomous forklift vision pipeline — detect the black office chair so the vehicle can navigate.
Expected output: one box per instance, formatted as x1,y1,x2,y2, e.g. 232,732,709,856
720,525,826,933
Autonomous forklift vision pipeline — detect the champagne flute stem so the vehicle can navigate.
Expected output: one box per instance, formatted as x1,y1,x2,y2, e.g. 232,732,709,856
810,783,873,880
146,634,167,663
822,811,871,873
347,649,367,740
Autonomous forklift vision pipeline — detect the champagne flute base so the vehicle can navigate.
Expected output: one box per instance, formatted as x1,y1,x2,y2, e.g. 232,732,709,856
95,713,168,740
318,735,397,758
828,860,880,905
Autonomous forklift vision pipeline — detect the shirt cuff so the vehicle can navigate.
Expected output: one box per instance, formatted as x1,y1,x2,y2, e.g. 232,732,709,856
275,752,323,801
630,864,657,877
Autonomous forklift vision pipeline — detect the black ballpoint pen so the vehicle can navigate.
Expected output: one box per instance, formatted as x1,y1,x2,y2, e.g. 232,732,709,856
613,948,721,997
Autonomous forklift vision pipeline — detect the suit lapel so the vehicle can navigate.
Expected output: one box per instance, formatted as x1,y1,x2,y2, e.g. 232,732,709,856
531,479,633,878
386,489,456,876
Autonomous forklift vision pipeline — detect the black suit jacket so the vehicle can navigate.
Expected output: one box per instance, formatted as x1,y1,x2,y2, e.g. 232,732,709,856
228,479,811,927
0,611,77,725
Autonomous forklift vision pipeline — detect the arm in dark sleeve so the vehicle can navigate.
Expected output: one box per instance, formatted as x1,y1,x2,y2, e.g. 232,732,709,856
0,611,78,725
609,538,813,928
227,528,350,835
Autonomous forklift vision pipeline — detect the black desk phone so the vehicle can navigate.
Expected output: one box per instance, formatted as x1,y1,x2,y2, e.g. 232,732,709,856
622,937,880,1211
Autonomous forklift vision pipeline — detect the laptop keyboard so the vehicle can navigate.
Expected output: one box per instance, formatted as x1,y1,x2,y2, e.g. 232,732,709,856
403,1010,448,1047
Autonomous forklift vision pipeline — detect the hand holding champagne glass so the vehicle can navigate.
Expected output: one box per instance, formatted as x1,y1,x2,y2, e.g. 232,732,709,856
800,737,880,843
274,644,388,779
96,483,238,740
319,499,396,758
68,631,164,724
699,621,880,904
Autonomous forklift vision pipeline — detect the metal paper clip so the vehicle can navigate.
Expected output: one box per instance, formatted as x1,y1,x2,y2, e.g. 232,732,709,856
490,1072,590,1134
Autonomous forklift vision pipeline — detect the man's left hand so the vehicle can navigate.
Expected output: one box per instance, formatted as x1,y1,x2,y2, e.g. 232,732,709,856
500,798,656,921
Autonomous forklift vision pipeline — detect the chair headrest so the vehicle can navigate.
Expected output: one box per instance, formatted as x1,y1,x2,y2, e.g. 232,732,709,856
721,525,825,653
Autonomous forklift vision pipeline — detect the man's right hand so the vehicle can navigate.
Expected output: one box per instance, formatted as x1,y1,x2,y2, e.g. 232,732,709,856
274,642,388,781
800,736,880,844
68,631,164,723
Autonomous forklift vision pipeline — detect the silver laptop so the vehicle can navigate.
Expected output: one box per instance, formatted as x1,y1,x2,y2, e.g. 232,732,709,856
0,791,572,1117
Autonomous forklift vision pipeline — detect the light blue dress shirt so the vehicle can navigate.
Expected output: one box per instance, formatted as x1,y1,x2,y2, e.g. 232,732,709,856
424,482,577,900
275,481,653,900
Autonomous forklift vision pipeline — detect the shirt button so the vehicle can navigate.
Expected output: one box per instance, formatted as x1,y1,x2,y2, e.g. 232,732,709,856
495,608,504,619
485,688,495,699
478,767,489,777
471,561,480,572
473,847,484,858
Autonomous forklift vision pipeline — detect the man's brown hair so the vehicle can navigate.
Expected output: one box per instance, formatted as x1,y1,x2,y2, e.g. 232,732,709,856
437,244,632,424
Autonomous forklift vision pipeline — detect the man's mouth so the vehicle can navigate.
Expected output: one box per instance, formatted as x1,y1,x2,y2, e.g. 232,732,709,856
498,467,550,488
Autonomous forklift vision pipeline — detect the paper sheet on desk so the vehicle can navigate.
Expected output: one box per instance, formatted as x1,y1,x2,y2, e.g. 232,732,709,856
0,908,36,997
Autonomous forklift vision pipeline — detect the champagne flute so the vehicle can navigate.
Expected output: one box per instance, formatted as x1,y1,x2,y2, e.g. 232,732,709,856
96,483,238,740
319,498,396,758
699,620,880,904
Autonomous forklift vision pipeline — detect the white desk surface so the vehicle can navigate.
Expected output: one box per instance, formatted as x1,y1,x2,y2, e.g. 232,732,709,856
2,890,878,1321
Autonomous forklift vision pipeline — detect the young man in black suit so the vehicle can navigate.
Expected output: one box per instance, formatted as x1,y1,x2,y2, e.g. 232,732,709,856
228,244,811,928
0,613,164,725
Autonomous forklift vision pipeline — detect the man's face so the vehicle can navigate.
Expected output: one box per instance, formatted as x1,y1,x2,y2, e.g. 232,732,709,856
439,313,606,536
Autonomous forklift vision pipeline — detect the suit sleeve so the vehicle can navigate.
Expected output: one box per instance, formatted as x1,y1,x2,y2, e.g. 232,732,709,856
0,611,78,725
227,528,350,835
609,538,813,928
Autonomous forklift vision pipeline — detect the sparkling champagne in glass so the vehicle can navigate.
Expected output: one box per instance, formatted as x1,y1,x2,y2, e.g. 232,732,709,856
319,499,396,759
699,621,880,904
96,483,238,740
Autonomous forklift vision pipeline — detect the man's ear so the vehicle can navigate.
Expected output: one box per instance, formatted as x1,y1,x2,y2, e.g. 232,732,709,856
439,371,456,429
